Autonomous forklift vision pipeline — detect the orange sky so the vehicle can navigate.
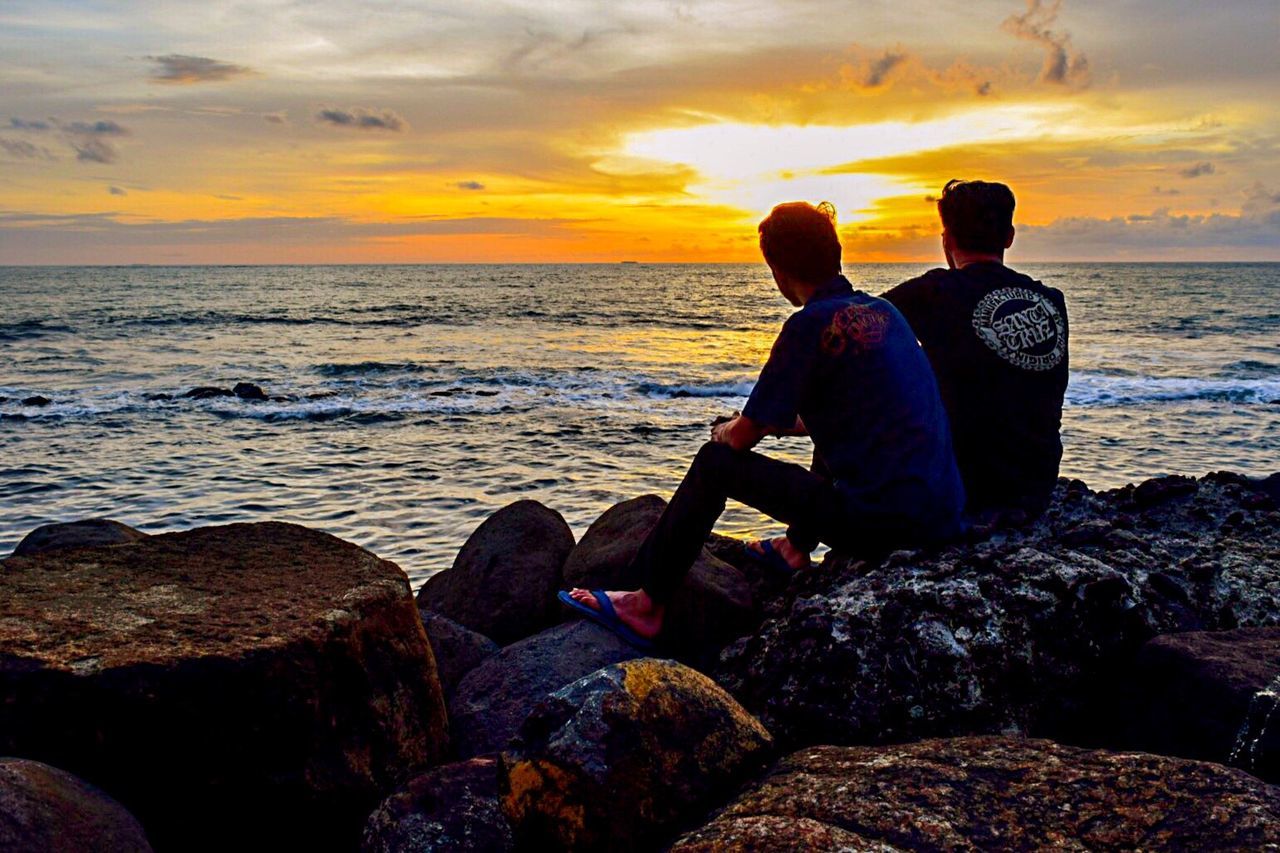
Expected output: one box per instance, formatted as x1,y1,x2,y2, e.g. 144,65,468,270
1,0,1277,263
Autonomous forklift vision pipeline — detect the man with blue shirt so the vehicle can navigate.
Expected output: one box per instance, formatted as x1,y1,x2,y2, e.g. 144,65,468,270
562,201,965,648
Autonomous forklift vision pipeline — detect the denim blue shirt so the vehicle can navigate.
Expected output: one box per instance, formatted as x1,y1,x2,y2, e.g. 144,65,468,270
743,274,965,534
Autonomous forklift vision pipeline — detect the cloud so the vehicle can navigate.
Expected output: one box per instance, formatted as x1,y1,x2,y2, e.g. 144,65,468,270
149,54,253,84
975,81,992,96
108,186,127,196
1017,208,1280,257
455,180,485,190
1179,161,1215,178
316,107,406,131
9,117,52,131
62,119,128,136
0,138,55,159
264,112,288,124
864,51,908,87
1152,186,1181,196
56,118,130,164
71,138,116,163
1001,0,1090,87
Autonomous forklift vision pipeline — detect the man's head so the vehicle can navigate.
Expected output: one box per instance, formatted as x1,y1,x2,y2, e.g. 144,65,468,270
758,202,842,301
937,179,1016,261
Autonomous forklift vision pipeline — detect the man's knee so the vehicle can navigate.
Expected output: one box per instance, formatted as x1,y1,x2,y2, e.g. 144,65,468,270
693,440,737,475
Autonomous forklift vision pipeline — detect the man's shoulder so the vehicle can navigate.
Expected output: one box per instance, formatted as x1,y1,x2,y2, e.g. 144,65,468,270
885,267,951,299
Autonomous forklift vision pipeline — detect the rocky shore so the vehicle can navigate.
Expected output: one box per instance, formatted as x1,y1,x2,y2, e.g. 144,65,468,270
2,471,1279,850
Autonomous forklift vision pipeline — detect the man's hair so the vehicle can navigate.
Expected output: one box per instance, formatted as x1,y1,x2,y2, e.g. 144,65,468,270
937,179,1016,253
758,201,841,284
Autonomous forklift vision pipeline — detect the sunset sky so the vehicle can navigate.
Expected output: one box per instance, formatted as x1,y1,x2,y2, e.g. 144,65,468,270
1,0,1277,264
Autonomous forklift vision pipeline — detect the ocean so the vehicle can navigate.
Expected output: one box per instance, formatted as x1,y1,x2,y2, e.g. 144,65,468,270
2,263,1277,587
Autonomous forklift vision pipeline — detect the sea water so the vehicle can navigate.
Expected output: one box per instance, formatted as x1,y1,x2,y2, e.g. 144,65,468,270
2,263,1277,586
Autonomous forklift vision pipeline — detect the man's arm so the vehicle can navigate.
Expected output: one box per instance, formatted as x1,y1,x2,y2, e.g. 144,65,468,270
710,414,773,452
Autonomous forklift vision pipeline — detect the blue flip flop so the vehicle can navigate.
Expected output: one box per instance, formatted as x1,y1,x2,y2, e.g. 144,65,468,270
557,589,656,651
744,538,810,575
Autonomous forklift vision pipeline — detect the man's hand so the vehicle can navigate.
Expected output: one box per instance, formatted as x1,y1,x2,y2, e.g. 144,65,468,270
709,412,771,451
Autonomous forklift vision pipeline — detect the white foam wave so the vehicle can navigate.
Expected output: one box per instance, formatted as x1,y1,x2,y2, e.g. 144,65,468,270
1067,372,1280,406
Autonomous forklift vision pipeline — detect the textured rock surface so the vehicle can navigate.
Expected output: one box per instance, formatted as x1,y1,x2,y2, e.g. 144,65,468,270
716,473,1280,746
1117,627,1280,782
418,499,574,645
501,658,773,851
0,758,152,853
419,609,500,699
449,620,640,758
0,522,449,851
673,737,1280,851
10,518,147,558
362,757,513,853
562,495,755,665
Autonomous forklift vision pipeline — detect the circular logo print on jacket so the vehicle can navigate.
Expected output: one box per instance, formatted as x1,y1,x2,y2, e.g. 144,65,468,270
971,287,1065,371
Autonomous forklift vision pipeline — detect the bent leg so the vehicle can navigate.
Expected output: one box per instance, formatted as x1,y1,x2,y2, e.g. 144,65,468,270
783,448,831,554
636,441,850,602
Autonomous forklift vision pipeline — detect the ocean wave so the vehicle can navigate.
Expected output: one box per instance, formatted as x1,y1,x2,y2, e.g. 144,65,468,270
1067,372,1280,406
314,361,438,376
0,320,75,342
633,381,756,399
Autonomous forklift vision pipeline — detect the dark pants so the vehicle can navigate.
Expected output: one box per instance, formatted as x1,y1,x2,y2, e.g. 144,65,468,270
635,441,875,603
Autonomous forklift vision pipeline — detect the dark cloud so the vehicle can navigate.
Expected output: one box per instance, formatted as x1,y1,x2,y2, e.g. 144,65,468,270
0,138,55,159
71,138,116,163
108,186,127,196
455,180,485,190
149,54,253,84
1152,186,1181,196
1018,208,1280,257
9,117,52,131
1001,0,1090,87
1179,161,1215,178
975,80,993,96
62,119,128,136
264,112,288,124
316,108,406,131
864,51,907,87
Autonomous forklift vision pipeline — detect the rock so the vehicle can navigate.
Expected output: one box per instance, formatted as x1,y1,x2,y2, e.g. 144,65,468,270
306,391,338,400
10,518,147,558
561,495,755,666
0,758,152,853
1115,627,1280,782
182,386,233,399
418,500,574,645
419,609,500,699
362,757,513,853
20,395,51,406
674,736,1280,851
715,472,1280,748
449,621,640,758
142,393,172,401
501,658,773,851
0,522,448,851
232,382,268,401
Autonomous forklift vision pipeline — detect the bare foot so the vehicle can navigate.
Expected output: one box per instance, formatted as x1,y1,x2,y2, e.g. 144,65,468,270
747,535,811,570
566,588,664,640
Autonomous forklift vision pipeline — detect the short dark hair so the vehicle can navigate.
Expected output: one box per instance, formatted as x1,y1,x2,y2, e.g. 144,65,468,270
937,179,1015,253
758,201,841,284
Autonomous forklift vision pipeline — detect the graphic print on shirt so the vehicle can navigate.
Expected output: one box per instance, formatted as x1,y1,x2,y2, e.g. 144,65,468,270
821,303,890,356
971,287,1065,371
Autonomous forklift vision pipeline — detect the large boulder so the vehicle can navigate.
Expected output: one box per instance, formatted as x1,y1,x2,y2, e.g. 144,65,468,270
362,757,513,853
10,518,146,558
561,495,755,666
716,472,1280,747
0,758,152,853
0,522,449,851
448,620,641,758
1115,627,1280,781
673,736,1280,851
419,609,500,699
418,500,574,645
501,658,773,851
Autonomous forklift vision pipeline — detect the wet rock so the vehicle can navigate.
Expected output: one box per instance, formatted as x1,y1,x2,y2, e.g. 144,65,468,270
673,737,1280,851
562,495,755,666
362,757,513,853
418,500,574,645
182,386,233,399
232,382,268,401
0,522,449,851
501,658,773,851
419,609,500,699
0,758,152,853
716,472,1280,748
20,395,51,406
142,393,172,401
306,391,339,400
1116,627,1280,782
11,518,147,558
449,621,640,758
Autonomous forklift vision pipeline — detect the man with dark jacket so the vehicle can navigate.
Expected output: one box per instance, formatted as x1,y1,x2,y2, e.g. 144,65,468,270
882,179,1069,525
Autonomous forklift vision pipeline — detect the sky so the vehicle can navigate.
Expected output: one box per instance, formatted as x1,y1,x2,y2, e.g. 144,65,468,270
0,0,1277,264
